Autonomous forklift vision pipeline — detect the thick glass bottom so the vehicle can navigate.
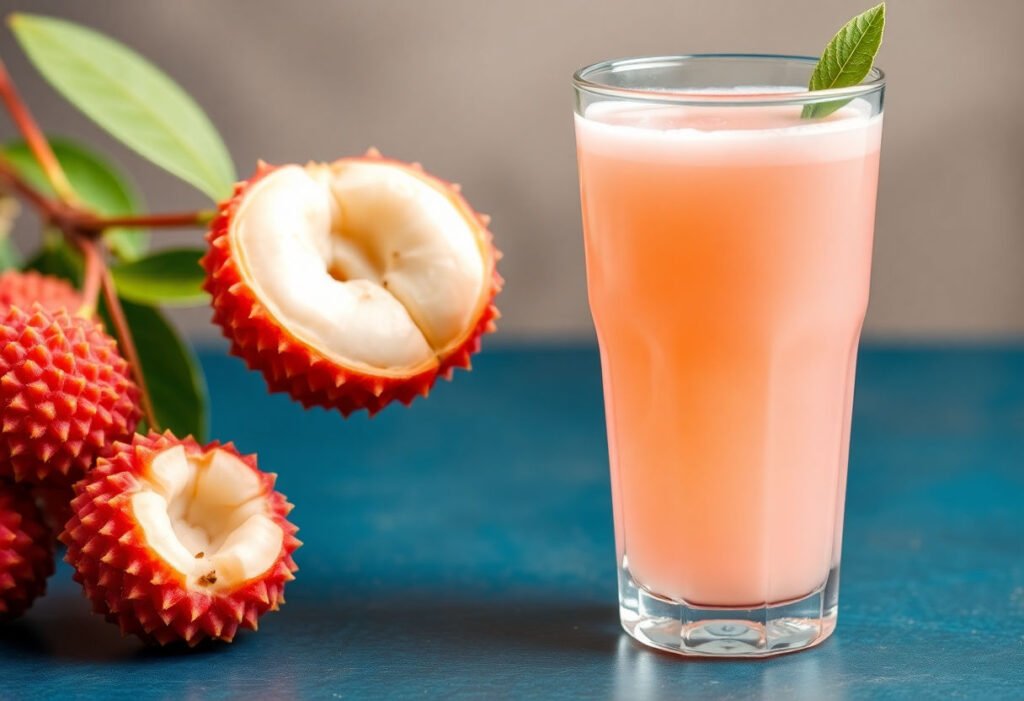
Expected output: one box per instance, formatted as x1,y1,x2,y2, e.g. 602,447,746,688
618,559,839,658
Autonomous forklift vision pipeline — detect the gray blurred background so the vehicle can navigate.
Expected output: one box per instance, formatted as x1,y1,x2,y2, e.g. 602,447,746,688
0,0,1021,341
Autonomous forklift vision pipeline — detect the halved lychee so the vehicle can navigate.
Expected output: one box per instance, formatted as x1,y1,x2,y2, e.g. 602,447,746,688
62,431,299,646
203,152,501,416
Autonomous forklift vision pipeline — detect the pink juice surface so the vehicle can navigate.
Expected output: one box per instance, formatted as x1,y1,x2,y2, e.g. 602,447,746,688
576,99,882,607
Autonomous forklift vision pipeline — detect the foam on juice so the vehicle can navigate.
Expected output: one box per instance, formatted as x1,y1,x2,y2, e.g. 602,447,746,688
578,93,881,164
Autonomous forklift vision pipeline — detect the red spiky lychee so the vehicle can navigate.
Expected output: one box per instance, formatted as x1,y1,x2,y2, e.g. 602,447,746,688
0,270,82,314
0,482,55,620
61,431,300,646
0,304,141,485
203,151,501,417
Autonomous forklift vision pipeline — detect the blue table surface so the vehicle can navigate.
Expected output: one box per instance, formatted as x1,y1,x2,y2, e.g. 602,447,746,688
1,344,1022,700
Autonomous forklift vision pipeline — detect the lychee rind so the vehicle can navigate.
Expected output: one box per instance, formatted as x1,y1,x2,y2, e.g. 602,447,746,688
61,431,300,646
202,155,502,417
0,270,82,315
0,304,141,485
0,483,55,620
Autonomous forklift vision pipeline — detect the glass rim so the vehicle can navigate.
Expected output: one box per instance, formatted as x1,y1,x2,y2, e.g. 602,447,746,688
573,54,886,106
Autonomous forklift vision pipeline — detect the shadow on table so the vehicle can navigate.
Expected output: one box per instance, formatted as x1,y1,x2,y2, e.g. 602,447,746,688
292,592,849,700
0,588,235,662
2,586,621,662
296,593,622,656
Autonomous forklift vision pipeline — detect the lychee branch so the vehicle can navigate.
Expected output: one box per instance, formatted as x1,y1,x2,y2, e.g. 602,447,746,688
0,157,62,216
0,160,164,434
90,209,216,230
0,89,191,435
0,59,76,203
98,261,159,432
0,58,211,237
0,156,211,236
73,232,103,318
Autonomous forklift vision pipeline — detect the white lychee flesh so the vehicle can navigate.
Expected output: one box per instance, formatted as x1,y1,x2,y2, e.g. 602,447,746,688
230,161,488,373
130,446,283,592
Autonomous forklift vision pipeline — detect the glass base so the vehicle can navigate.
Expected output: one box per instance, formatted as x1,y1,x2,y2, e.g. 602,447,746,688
618,560,839,658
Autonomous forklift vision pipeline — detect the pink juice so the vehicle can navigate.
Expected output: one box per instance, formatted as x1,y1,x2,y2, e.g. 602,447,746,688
576,100,882,607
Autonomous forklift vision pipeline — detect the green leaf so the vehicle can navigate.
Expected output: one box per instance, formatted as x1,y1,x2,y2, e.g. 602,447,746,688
1,137,148,260
116,300,209,441
9,13,236,201
0,196,20,270
802,2,885,119
111,248,207,306
0,238,20,271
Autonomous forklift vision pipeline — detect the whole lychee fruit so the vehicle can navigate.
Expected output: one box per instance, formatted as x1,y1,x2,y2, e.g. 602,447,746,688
0,304,141,485
0,270,82,314
62,431,300,646
0,482,55,620
203,151,501,417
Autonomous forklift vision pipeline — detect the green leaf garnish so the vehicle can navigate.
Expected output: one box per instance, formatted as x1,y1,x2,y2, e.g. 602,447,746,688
1,137,148,261
116,299,209,441
9,13,236,201
802,2,885,119
111,249,207,306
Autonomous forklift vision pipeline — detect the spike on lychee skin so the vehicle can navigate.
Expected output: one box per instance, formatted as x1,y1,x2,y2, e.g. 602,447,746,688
202,154,502,417
61,431,300,646
0,483,56,621
0,270,82,315
0,304,141,486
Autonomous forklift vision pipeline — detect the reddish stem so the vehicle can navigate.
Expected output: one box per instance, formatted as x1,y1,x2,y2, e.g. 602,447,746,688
0,157,61,215
0,59,76,203
0,155,211,238
100,264,159,431
92,209,216,230
74,234,103,317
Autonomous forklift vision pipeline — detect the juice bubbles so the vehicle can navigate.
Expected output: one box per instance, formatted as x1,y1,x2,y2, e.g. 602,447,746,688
576,100,882,607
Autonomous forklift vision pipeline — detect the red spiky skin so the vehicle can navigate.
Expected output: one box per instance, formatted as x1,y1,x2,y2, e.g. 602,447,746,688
0,483,55,620
202,154,503,417
0,270,82,314
61,431,300,646
0,305,141,486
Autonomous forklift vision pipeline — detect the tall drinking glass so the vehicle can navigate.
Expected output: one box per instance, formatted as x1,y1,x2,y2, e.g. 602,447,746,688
573,55,884,657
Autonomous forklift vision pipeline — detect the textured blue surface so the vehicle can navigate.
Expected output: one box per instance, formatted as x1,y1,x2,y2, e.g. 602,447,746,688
1,345,1023,700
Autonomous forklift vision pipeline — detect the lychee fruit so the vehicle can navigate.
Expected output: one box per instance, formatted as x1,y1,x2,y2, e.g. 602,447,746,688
0,304,141,485
0,482,55,621
203,152,501,416
61,431,300,646
0,270,82,315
